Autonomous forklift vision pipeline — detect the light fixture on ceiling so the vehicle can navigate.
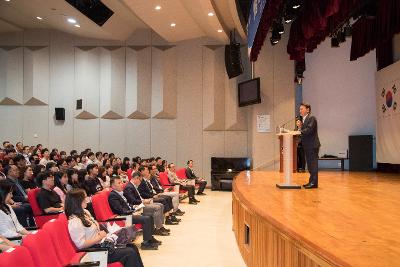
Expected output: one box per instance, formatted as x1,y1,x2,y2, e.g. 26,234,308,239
36,16,43,20
208,12,214,17
155,5,161,10
74,24,80,28
67,18,77,24
4,0,10,2
170,23,176,27
292,0,301,9
217,29,223,33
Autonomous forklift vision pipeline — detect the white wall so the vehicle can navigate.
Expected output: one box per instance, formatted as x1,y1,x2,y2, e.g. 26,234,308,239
0,29,249,182
303,38,377,167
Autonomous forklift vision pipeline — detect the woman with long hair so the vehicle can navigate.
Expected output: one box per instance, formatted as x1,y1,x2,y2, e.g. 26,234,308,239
66,168,80,190
121,157,130,172
53,171,68,203
65,189,143,267
97,166,110,189
0,180,29,238
20,166,37,192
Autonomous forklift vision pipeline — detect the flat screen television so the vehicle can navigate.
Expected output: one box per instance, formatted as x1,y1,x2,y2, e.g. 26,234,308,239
238,77,261,107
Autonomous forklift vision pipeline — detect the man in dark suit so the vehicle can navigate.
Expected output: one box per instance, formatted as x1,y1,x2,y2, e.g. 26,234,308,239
123,172,170,236
137,166,179,225
299,103,321,189
185,160,207,195
108,176,161,250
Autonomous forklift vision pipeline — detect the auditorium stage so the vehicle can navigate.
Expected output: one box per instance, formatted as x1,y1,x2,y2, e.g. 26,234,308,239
232,171,400,267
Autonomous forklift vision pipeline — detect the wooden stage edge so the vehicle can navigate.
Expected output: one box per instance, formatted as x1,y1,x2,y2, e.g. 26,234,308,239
232,171,400,267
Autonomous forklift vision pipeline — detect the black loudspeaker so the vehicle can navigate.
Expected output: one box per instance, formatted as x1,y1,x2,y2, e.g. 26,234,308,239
76,99,82,110
55,108,65,121
349,135,373,171
65,0,114,26
225,43,243,79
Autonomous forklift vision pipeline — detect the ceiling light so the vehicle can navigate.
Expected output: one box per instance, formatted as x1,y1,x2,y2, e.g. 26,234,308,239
217,29,223,33
155,5,161,10
4,0,10,2
170,23,176,27
67,18,77,24
36,17,43,20
293,4,300,9
74,24,80,28
208,12,214,16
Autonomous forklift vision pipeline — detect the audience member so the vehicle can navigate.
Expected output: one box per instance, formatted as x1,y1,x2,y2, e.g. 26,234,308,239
20,166,37,192
54,171,69,203
167,163,198,204
66,189,144,267
185,160,207,195
84,164,103,196
36,171,64,214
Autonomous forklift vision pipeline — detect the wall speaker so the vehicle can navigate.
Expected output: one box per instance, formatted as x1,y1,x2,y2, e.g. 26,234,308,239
76,99,82,110
349,135,373,171
55,108,65,121
225,43,243,79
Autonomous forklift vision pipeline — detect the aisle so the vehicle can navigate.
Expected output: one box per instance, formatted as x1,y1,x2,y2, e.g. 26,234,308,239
139,190,246,267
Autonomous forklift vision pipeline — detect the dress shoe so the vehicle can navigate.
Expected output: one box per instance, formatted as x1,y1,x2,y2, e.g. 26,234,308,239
160,226,170,232
150,237,162,245
174,209,185,216
189,199,197,205
154,228,170,236
171,215,181,222
179,195,188,201
165,218,179,225
304,183,318,189
196,192,206,196
302,183,310,188
141,241,158,250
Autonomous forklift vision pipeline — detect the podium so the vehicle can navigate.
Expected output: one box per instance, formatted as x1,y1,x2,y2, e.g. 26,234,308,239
276,130,301,189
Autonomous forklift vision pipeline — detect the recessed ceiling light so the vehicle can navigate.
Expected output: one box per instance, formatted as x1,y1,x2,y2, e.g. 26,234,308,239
217,29,223,33
74,24,80,28
67,18,77,24
170,23,176,27
36,17,43,20
5,0,11,2
155,5,161,10
208,12,214,17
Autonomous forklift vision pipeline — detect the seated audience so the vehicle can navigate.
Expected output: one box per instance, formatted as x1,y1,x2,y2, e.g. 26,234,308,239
124,172,171,236
185,160,207,195
138,166,179,224
20,166,37,192
66,168,80,190
5,165,34,227
46,161,59,172
149,164,184,216
94,151,103,166
84,164,103,197
97,166,111,188
36,171,64,214
39,148,50,166
167,163,198,204
54,171,69,203
66,189,144,267
108,176,161,250
0,180,30,238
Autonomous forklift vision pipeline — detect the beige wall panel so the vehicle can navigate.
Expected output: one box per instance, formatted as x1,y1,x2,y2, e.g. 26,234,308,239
0,47,23,105
202,131,225,182
125,119,151,159
151,119,177,164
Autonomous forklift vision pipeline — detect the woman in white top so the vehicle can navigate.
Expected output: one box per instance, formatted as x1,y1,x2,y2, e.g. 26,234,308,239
65,189,143,267
0,180,29,238
53,171,68,203
97,166,110,189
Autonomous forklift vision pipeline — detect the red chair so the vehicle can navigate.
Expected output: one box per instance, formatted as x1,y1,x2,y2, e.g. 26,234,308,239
159,172,174,190
43,218,122,267
0,246,35,267
176,168,187,180
27,188,61,228
92,191,129,227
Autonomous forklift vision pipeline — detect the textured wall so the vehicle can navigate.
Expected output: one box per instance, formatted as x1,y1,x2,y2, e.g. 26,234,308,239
0,29,249,182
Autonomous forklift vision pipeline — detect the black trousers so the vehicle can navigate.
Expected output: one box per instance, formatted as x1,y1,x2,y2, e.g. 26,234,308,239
153,195,173,213
195,180,207,194
131,215,153,242
297,144,306,171
304,147,319,185
180,185,195,199
13,203,34,227
108,246,144,267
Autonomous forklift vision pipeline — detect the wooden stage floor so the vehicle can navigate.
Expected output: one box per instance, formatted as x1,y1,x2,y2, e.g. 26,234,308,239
232,171,400,267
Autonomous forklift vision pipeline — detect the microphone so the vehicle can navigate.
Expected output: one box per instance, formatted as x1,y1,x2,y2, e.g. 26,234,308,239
276,117,298,133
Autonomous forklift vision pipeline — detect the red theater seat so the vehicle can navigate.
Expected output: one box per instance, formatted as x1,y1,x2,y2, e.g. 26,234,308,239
92,190,129,227
0,246,35,267
27,188,61,228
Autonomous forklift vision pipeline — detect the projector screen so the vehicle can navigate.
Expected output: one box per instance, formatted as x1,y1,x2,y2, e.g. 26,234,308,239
238,77,261,107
